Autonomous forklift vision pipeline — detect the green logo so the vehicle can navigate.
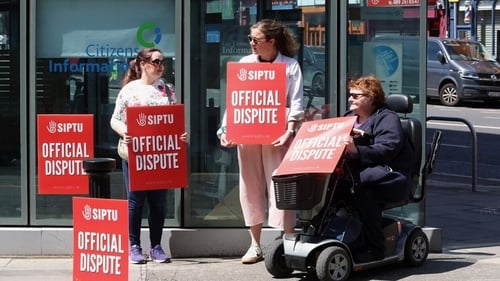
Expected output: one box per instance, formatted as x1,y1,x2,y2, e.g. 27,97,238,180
137,23,162,48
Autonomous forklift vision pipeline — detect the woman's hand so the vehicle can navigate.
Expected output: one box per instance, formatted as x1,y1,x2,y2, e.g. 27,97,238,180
344,136,358,155
220,133,236,148
272,130,294,147
122,132,131,143
180,132,188,143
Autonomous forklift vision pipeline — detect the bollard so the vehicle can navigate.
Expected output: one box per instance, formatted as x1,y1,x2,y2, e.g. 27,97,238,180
83,158,116,198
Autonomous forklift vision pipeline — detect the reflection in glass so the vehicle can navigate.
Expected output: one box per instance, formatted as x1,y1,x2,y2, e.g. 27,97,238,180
0,7,21,222
443,40,496,62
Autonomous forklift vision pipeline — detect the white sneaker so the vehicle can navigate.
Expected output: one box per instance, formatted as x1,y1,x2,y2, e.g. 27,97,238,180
241,245,264,264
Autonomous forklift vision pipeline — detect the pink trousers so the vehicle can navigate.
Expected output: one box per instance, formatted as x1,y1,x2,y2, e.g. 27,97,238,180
237,144,296,229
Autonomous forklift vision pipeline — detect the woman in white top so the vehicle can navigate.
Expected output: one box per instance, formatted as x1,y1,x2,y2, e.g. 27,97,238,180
110,48,187,264
218,19,304,264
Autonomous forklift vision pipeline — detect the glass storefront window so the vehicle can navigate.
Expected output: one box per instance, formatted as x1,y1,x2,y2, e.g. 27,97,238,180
346,1,424,224
347,2,421,105
186,0,327,227
33,0,179,225
16,0,425,229
185,0,259,227
0,2,22,224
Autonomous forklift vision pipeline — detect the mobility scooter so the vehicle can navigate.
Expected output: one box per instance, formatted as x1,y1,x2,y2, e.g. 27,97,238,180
266,94,442,281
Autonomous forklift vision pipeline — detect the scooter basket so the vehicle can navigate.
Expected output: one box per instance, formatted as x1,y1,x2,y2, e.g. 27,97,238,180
272,173,325,210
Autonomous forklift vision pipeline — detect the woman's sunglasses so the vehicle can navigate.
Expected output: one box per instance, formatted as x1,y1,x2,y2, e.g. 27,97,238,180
248,35,267,44
149,59,164,67
349,93,367,99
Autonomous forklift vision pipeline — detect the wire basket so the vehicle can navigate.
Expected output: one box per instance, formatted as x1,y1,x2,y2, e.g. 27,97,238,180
272,173,326,210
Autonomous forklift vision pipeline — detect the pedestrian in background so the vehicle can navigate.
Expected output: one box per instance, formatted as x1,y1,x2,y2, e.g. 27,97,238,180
217,19,304,264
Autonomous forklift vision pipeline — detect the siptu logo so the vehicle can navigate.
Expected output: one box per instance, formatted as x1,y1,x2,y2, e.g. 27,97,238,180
137,23,162,48
136,112,147,127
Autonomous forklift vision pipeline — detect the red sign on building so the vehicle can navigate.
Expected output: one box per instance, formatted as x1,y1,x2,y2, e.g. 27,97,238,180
226,62,287,144
37,114,94,194
73,197,128,281
126,104,188,191
367,0,420,7
275,116,356,176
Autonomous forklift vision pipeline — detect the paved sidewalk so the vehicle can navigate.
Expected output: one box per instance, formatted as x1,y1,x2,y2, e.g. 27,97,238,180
1,248,500,281
425,175,500,250
1,174,500,281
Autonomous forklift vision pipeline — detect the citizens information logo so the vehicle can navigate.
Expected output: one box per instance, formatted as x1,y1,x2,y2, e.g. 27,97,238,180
49,23,162,73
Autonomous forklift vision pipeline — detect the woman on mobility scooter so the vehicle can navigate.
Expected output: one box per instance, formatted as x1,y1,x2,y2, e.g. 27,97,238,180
266,75,439,281
343,75,414,263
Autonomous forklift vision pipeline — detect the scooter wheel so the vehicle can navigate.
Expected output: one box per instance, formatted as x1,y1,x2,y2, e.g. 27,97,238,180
265,239,293,278
316,246,352,281
404,228,429,266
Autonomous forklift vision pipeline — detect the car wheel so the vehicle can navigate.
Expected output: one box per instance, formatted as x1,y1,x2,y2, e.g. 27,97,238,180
312,74,325,96
265,239,293,278
316,246,351,281
404,228,429,267
439,83,460,106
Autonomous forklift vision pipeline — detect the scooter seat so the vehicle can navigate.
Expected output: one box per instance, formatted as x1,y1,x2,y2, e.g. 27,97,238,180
384,94,423,210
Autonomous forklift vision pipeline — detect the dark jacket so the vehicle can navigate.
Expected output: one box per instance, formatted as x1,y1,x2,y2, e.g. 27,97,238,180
344,104,414,201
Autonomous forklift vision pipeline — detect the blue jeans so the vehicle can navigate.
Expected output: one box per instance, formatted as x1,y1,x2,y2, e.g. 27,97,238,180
122,160,167,247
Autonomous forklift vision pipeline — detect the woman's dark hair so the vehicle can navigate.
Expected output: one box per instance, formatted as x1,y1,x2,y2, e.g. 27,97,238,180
251,19,298,57
121,47,162,87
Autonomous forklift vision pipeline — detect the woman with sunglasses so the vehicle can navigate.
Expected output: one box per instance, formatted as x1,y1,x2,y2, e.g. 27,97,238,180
217,19,304,264
110,48,187,264
343,75,413,263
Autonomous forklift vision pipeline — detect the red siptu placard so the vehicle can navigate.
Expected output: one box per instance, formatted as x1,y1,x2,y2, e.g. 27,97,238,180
73,197,128,281
226,62,287,144
37,114,94,194
275,116,356,176
126,104,187,191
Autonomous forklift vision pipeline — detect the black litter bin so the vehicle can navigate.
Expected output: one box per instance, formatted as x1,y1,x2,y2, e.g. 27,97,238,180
83,158,116,198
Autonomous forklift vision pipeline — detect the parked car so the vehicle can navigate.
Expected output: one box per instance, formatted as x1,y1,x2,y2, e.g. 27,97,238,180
369,36,500,106
427,37,500,106
302,45,325,97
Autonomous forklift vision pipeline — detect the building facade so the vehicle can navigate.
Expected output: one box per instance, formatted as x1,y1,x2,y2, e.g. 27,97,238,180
0,0,430,256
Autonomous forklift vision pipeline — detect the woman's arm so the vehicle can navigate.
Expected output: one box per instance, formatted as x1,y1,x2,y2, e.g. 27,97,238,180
110,89,128,138
286,59,305,123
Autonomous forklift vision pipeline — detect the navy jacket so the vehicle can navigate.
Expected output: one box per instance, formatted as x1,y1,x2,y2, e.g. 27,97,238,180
344,104,414,200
